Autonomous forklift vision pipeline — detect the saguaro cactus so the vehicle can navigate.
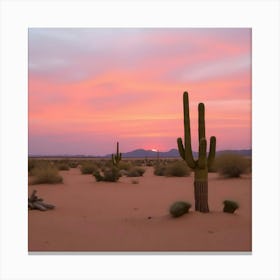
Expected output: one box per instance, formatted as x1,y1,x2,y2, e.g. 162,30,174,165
177,91,216,213
112,142,122,166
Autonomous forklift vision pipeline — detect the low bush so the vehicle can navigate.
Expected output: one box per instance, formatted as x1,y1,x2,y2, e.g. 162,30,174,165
100,160,114,172
118,161,133,171
164,160,190,177
31,166,63,184
69,161,79,168
132,159,145,166
154,161,190,177
103,166,121,182
80,161,98,174
28,159,36,173
94,159,107,168
223,200,239,213
55,162,70,171
215,153,250,178
29,160,53,174
169,201,191,218
145,160,155,166
93,171,104,182
93,166,121,182
127,167,146,177
153,164,166,176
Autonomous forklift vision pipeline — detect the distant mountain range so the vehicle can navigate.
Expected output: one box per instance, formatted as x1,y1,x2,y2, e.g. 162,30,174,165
29,148,252,158
105,148,252,158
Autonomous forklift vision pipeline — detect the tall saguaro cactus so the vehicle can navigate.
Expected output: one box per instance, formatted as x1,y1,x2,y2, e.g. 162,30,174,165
112,142,122,166
177,91,216,213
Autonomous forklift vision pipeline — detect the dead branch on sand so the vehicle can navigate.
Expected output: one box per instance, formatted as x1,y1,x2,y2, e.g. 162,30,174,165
28,190,55,211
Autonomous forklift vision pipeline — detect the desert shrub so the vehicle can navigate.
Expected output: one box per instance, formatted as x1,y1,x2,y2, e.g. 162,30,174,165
80,161,98,174
127,166,146,177
31,166,63,184
153,164,166,176
93,160,105,169
245,158,252,173
131,179,139,184
118,161,133,171
100,160,114,171
154,161,190,177
223,200,239,213
164,160,190,177
103,166,121,182
93,166,121,182
169,201,192,217
133,159,145,166
119,169,128,176
69,161,79,168
28,159,36,172
29,160,53,174
55,162,70,170
215,153,250,178
145,160,154,166
93,171,104,182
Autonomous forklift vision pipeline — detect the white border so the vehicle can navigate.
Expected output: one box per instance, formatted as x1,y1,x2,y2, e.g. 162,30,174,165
0,1,279,280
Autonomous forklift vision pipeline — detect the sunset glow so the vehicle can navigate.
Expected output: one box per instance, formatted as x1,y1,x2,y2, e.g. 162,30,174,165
28,28,251,156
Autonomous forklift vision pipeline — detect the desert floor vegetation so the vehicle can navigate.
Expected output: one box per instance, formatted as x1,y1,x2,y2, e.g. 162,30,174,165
80,161,99,174
53,160,70,171
93,166,121,182
28,163,251,251
29,165,63,185
215,153,251,178
223,200,239,213
169,201,192,217
154,160,190,177
164,160,190,177
126,166,146,177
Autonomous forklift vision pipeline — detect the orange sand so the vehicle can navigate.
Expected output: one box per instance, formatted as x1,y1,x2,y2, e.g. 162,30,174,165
28,167,251,252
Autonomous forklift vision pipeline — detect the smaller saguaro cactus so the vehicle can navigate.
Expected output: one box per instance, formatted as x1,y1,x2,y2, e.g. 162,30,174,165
112,142,122,166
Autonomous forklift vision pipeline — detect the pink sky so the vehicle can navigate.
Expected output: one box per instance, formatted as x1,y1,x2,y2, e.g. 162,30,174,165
28,28,251,156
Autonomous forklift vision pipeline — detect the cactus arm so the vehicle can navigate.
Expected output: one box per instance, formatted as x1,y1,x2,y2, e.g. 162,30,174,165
198,138,207,169
207,136,216,168
198,103,205,141
112,154,117,166
182,92,196,168
177,137,186,160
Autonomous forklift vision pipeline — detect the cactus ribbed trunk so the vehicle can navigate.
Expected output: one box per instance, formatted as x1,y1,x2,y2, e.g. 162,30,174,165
194,181,209,212
194,164,209,212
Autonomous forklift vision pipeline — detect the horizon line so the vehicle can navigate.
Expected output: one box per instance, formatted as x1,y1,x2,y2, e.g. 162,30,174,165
28,148,252,157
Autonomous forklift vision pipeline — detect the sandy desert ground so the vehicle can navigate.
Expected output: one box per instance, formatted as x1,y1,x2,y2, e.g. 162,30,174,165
28,166,251,252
